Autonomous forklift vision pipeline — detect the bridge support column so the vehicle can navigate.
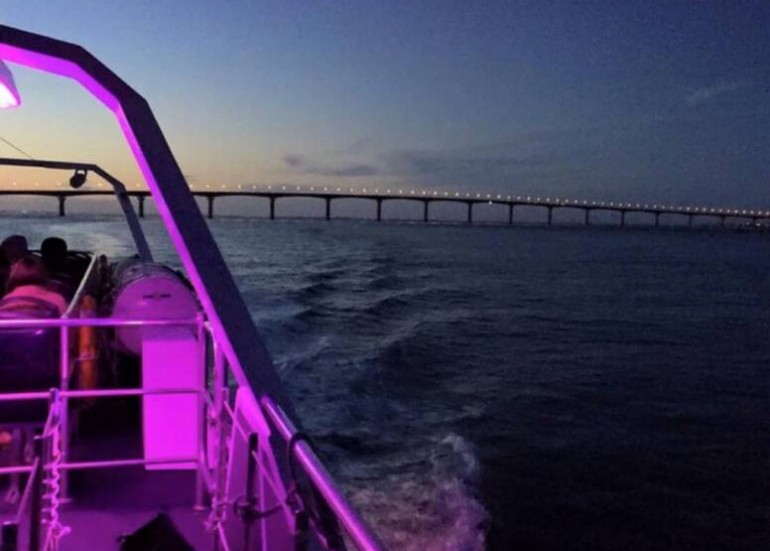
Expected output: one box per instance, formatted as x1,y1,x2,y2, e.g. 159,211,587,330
584,209,590,225
720,215,725,228
467,202,473,224
325,197,331,221
376,199,382,222
269,197,276,220
508,204,514,225
620,210,626,227
423,200,429,223
137,195,145,218
547,206,553,226
58,196,66,217
206,196,214,219
688,214,693,228
655,212,660,227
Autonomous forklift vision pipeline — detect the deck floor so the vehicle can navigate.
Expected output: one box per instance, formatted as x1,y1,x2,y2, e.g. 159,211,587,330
0,399,214,550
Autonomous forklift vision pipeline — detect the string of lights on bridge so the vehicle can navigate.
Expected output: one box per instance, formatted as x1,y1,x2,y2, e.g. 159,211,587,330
7,179,770,218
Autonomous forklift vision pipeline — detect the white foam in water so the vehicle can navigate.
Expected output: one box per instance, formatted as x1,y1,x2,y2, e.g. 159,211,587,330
348,433,488,551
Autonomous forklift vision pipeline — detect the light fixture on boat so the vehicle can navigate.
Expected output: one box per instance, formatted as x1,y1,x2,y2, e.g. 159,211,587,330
0,59,20,108
69,168,88,188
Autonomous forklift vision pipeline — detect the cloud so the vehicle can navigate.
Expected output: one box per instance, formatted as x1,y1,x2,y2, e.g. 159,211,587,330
380,147,555,185
282,153,377,177
686,81,744,106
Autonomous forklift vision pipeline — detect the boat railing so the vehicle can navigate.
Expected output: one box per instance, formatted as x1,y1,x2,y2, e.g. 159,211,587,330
0,314,384,550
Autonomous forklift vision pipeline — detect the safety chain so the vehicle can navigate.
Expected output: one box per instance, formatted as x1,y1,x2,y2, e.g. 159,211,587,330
41,391,71,551
205,388,230,536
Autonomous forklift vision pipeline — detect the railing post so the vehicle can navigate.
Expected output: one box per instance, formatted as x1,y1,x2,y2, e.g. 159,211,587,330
28,438,44,551
1,522,18,551
58,326,70,501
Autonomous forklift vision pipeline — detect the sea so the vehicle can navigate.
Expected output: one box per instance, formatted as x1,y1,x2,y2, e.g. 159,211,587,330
2,214,769,551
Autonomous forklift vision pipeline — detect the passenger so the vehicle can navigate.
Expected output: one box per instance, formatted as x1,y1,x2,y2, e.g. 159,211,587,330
0,249,8,295
0,235,29,265
41,236,75,298
0,255,67,316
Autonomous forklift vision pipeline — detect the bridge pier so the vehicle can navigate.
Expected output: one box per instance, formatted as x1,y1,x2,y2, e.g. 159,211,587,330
620,210,626,227
206,196,214,219
654,212,660,227
467,202,473,224
423,200,429,223
547,206,553,225
269,197,276,220
137,195,145,218
720,215,725,228
508,204,514,225
376,198,382,222
688,214,693,228
57,196,66,217
325,197,331,221
584,208,590,225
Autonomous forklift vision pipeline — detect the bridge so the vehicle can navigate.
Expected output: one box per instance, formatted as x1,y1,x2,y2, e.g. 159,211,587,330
1,187,768,228
1,157,768,227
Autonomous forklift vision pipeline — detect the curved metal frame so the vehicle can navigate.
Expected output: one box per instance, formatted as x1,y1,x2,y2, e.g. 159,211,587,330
0,24,289,410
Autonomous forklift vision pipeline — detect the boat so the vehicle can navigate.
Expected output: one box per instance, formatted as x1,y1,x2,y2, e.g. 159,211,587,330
0,25,385,551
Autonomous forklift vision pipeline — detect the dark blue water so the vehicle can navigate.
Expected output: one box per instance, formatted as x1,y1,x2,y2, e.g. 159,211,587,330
3,215,769,550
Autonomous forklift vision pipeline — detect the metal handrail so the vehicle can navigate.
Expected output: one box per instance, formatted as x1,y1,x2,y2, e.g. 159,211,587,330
62,252,99,319
0,316,200,329
261,396,386,551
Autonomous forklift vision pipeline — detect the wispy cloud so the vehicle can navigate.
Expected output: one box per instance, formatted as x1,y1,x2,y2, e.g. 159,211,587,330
686,81,744,106
282,154,378,177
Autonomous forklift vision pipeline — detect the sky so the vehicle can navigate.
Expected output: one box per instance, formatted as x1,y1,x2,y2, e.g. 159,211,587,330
1,1,770,211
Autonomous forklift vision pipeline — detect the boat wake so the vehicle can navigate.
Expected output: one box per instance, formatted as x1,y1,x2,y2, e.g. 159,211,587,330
347,433,488,551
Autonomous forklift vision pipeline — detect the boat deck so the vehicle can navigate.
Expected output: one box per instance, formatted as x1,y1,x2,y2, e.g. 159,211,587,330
0,400,212,550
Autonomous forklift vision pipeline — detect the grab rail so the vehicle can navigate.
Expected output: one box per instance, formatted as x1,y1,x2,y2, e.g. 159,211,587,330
261,396,386,551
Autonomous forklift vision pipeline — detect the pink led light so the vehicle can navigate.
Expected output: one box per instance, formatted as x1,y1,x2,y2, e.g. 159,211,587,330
0,60,20,108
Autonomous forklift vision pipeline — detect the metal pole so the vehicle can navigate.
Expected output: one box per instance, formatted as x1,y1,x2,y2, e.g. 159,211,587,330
58,325,69,501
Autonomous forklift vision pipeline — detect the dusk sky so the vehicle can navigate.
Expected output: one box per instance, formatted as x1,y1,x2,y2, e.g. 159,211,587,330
2,1,770,208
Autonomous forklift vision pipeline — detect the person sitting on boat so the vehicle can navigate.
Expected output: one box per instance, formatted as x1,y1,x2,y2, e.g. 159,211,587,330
0,234,29,265
41,236,76,299
0,249,9,295
0,255,68,317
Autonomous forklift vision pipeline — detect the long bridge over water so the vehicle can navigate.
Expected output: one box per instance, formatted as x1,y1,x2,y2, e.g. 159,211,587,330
2,187,768,228
1,157,768,227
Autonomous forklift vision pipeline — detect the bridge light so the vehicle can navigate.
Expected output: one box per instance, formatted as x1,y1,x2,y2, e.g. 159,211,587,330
433,191,438,196
310,186,315,191
422,190,426,195
337,187,341,192
516,196,521,200
455,192,459,197
488,200,492,205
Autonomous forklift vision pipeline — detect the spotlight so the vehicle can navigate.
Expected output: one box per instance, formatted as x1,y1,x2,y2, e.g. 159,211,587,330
70,169,88,188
